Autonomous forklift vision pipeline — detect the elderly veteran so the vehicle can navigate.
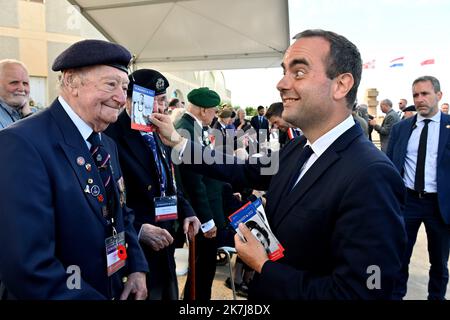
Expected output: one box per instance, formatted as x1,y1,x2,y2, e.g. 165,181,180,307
173,87,229,300
0,39,148,300
105,69,200,300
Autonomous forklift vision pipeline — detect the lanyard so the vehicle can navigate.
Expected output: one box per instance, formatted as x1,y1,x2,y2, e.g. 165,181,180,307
145,133,168,196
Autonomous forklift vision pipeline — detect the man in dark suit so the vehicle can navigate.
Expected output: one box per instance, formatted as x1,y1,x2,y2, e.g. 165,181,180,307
0,40,148,299
212,108,234,155
153,29,407,299
174,87,228,300
369,99,400,153
387,75,450,300
105,69,200,300
250,105,270,146
265,102,301,149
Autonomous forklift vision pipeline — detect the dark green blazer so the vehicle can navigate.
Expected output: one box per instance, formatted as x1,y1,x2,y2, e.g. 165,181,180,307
175,113,226,228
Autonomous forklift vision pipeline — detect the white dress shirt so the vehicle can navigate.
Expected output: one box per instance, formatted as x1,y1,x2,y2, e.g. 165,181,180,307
403,112,441,193
58,96,94,148
293,115,355,187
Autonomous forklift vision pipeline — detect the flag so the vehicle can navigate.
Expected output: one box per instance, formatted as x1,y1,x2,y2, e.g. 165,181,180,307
420,58,435,66
363,59,376,69
389,57,404,68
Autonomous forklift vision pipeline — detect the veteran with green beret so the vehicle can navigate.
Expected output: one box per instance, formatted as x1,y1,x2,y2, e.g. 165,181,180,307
174,87,228,300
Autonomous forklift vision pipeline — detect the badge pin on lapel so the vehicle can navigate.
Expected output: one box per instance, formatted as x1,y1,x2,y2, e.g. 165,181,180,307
76,156,85,166
91,185,100,197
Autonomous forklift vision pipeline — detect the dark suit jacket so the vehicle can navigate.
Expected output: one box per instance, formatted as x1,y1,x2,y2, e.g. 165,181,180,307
0,100,148,299
373,109,400,152
104,111,195,283
175,113,226,228
250,115,270,142
182,124,407,299
386,113,450,224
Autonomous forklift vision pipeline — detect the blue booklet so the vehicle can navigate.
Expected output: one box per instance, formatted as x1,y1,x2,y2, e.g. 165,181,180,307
229,197,284,261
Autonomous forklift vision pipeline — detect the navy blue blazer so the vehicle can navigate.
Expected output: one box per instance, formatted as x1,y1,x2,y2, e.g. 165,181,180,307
386,113,450,224
183,124,407,299
0,100,148,299
104,111,195,236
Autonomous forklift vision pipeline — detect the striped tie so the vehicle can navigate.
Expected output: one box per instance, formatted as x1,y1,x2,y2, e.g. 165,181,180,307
88,132,114,215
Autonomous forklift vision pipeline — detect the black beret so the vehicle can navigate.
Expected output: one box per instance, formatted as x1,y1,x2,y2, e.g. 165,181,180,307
187,87,220,108
52,39,131,73
127,69,169,97
404,105,416,112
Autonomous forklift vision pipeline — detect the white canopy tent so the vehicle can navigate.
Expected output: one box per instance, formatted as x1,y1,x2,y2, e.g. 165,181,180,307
67,0,290,72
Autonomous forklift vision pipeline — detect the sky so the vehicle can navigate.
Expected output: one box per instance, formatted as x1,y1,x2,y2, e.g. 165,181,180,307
222,0,450,113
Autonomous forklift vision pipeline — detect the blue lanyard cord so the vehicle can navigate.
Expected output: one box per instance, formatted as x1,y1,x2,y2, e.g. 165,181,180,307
143,133,167,196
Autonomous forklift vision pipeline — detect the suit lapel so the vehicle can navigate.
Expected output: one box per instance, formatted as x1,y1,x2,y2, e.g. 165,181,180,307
49,100,107,225
118,112,156,176
437,113,450,164
270,125,361,229
395,116,416,175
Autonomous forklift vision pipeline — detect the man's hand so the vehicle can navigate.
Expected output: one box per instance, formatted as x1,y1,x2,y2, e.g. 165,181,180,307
120,272,147,300
19,103,32,118
139,223,173,251
183,216,201,241
203,225,217,239
151,113,186,148
234,223,269,273
368,118,377,126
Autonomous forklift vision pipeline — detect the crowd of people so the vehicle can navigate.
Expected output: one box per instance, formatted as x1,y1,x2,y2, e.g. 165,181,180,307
0,28,449,301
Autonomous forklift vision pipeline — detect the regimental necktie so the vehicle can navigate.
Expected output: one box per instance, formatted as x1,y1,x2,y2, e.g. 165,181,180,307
414,119,431,193
288,145,314,192
88,132,115,216
142,133,167,194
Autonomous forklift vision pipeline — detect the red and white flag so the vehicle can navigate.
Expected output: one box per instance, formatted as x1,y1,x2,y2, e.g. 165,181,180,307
420,58,435,66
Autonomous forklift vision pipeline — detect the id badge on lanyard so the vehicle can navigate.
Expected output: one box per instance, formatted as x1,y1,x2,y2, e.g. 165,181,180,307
105,230,127,277
154,195,178,222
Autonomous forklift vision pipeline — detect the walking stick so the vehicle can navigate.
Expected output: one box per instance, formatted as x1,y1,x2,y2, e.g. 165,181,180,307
188,226,196,300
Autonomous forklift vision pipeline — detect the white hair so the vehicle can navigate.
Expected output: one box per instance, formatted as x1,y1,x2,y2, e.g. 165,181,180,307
0,59,28,77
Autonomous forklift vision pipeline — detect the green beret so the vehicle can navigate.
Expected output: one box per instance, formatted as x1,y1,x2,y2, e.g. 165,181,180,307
187,87,220,108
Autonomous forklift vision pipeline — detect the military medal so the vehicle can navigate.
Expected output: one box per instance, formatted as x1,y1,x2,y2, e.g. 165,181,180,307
91,185,100,196
76,156,85,166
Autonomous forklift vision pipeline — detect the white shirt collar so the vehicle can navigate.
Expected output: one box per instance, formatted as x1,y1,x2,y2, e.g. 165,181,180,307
416,110,441,124
185,111,204,129
306,115,355,157
58,96,94,145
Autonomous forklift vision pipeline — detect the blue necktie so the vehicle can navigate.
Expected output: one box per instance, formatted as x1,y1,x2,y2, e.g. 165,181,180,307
414,119,431,193
88,132,115,215
288,145,314,192
142,133,167,194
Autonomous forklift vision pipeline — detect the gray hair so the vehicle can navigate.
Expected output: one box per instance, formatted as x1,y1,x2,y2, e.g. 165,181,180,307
380,99,392,108
0,59,28,77
413,75,441,93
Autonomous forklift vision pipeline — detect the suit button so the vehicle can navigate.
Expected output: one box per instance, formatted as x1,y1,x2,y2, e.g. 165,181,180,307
147,185,152,191
122,276,128,283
